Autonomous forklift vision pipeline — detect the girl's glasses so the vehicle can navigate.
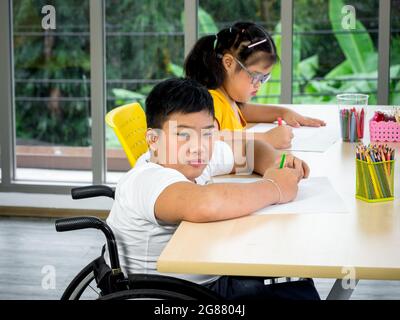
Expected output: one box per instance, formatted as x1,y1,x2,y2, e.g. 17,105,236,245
234,57,271,85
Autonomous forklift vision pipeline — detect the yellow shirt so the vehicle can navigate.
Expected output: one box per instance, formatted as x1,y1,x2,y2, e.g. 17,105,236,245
209,89,247,130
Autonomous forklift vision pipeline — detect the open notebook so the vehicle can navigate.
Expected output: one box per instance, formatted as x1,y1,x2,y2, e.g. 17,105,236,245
211,176,348,215
246,123,338,153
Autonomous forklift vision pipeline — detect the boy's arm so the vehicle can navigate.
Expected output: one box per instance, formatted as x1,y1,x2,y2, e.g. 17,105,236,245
219,127,293,153
154,145,307,224
219,133,309,177
154,180,280,224
155,157,305,224
219,133,278,175
248,139,278,175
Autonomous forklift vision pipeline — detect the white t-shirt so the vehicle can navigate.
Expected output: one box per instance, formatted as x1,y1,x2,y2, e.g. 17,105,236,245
106,140,234,284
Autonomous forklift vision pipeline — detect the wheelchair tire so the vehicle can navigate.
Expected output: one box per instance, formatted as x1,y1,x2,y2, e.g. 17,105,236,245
61,260,100,300
99,288,199,300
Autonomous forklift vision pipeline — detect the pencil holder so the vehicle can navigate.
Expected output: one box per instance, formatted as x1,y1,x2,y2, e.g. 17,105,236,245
355,159,395,202
370,120,400,142
337,94,368,142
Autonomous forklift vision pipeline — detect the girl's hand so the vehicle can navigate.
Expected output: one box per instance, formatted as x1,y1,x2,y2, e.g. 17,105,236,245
263,126,294,149
282,110,326,128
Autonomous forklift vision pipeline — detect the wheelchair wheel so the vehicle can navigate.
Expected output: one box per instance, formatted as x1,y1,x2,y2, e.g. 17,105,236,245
61,260,101,300
99,288,200,300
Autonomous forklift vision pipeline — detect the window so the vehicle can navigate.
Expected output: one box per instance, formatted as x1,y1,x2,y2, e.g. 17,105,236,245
293,0,379,104
105,0,185,183
0,0,397,194
13,0,92,183
391,0,400,104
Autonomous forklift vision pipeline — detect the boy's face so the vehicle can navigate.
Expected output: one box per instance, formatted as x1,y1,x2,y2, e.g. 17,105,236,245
148,111,216,182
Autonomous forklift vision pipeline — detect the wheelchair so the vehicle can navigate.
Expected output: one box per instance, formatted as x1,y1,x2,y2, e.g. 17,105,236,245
55,185,220,300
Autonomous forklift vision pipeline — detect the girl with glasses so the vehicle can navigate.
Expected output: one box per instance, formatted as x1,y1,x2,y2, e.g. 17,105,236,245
185,21,326,149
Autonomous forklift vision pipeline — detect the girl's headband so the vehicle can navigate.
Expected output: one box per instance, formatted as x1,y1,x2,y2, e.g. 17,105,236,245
247,38,267,49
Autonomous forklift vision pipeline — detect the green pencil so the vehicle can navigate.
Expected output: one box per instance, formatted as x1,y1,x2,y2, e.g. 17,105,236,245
279,153,286,169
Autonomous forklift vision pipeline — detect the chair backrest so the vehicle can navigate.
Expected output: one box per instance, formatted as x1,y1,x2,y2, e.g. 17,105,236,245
105,103,148,167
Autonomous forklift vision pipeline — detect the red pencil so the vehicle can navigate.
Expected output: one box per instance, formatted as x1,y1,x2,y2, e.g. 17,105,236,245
360,108,364,138
356,110,360,139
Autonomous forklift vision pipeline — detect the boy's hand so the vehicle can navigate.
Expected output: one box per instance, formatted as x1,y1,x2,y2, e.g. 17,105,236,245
276,154,310,179
282,110,326,128
263,126,293,149
263,167,301,204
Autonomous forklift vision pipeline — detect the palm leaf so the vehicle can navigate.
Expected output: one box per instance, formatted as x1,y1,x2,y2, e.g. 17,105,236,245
325,60,353,79
198,6,218,35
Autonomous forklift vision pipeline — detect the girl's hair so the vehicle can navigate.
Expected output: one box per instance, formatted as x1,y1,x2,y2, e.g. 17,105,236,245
184,21,279,89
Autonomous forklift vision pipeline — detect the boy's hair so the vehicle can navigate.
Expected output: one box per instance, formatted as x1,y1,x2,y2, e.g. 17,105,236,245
145,78,215,129
184,21,279,89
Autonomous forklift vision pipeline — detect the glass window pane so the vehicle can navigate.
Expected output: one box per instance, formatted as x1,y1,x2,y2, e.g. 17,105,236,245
105,0,185,183
198,0,282,104
293,0,379,104
13,0,92,183
391,0,400,105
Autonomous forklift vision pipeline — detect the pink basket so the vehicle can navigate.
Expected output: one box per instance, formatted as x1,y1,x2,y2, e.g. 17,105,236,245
370,120,400,142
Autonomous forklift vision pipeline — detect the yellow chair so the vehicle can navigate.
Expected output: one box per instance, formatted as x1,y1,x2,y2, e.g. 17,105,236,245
105,102,148,167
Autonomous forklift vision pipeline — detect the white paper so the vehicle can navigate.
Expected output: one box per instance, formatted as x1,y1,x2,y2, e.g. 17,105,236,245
211,176,348,215
246,123,338,152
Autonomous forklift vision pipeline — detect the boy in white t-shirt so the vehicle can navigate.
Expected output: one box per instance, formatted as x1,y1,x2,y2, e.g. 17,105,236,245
107,78,320,300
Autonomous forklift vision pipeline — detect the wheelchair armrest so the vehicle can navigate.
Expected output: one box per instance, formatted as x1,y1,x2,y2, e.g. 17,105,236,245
127,273,221,300
71,185,115,200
